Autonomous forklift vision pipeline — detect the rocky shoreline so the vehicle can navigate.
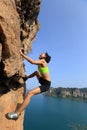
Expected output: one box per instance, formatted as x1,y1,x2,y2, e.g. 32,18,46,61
44,87,87,101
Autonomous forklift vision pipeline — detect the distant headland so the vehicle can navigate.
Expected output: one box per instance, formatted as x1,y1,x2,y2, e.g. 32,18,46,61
44,87,87,100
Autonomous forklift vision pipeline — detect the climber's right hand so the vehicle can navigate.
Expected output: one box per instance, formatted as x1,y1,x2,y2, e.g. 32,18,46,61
19,49,24,55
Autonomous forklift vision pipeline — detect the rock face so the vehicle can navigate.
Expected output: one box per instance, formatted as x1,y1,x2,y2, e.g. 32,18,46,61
0,0,41,130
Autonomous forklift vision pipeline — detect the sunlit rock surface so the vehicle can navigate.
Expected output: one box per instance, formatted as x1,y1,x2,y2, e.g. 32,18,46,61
0,0,41,129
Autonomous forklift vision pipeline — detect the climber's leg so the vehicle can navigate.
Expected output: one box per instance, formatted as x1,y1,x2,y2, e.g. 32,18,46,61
17,87,41,115
6,87,41,120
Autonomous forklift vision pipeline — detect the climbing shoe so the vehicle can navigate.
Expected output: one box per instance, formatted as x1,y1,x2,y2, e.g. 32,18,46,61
6,112,18,120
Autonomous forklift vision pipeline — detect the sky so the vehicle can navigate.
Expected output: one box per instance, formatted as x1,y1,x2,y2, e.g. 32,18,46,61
24,0,87,89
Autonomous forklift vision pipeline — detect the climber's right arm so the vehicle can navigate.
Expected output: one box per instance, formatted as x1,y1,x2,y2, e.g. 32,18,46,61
19,50,44,65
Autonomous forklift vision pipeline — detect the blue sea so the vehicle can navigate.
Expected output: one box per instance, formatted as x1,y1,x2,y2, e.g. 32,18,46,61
24,94,87,130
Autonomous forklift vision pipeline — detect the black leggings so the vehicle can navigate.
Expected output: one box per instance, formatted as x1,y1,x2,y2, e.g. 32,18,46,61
39,77,51,92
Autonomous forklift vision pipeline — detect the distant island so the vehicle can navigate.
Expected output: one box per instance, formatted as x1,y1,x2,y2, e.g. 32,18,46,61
44,87,87,100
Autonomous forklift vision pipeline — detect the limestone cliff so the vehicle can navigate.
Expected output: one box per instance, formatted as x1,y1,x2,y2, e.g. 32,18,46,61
0,0,41,130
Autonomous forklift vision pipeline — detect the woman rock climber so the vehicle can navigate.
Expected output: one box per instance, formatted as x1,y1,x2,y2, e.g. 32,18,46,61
6,50,51,120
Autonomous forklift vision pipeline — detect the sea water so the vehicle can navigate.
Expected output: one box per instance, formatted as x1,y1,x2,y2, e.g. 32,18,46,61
24,94,87,130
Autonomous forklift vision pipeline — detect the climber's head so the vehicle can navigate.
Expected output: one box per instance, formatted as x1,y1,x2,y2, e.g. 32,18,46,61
39,52,51,63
